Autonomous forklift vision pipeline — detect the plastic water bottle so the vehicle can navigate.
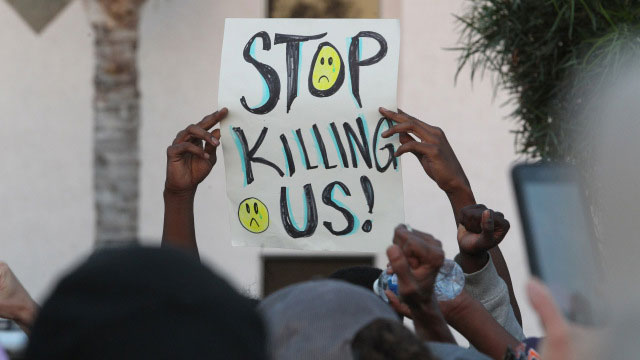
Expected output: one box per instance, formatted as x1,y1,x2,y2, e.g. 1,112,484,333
373,259,465,302
373,272,398,303
433,259,465,301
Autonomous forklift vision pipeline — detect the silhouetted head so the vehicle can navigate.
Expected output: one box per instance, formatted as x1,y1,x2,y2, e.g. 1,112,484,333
330,266,405,320
351,319,434,360
329,265,383,290
27,246,266,360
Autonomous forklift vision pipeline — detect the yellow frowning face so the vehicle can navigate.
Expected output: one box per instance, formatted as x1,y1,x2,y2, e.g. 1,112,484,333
309,42,345,97
238,197,269,233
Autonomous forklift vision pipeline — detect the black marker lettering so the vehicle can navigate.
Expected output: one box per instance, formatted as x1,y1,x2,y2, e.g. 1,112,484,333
295,129,318,170
240,32,280,115
322,181,355,236
312,124,337,169
330,122,349,168
343,116,372,169
274,33,327,113
372,116,398,172
280,134,296,177
348,31,388,108
233,127,284,185
280,184,318,238
360,175,374,214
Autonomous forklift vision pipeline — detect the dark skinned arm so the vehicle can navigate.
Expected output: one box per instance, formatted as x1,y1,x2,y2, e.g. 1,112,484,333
161,108,228,258
379,107,522,325
445,183,520,325
162,190,198,257
441,290,521,360
458,204,522,325
386,225,456,344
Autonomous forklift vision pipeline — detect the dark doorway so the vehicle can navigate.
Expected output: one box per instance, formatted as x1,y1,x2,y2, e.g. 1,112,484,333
262,255,375,296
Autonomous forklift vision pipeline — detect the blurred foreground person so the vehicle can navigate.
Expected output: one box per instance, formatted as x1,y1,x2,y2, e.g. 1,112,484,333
259,229,499,360
258,279,441,360
25,246,266,360
581,57,640,359
385,225,527,360
526,277,606,360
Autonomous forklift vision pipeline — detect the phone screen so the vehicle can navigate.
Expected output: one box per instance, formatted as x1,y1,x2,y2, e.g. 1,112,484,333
520,177,602,324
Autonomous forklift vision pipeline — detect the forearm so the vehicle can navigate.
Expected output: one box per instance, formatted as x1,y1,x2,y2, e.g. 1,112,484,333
445,183,476,225
447,184,522,325
410,302,456,344
0,297,38,335
445,292,520,360
162,190,199,258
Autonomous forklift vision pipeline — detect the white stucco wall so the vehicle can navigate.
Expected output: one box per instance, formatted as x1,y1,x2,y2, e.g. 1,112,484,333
1,0,540,337
0,0,94,301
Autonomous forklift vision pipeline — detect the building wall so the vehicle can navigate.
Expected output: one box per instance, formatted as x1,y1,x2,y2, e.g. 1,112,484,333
0,0,94,300
1,0,540,337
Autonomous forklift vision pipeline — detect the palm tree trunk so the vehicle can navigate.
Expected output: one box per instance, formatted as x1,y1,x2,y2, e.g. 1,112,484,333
85,0,146,245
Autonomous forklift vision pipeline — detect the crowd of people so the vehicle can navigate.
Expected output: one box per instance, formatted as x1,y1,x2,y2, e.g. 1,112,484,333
0,107,583,359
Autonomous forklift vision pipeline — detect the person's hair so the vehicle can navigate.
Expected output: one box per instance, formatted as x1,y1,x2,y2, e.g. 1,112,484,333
329,266,382,290
26,246,266,360
351,319,435,360
330,266,405,320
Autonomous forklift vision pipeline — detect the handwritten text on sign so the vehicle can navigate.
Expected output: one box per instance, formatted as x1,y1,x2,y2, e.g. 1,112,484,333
218,19,404,251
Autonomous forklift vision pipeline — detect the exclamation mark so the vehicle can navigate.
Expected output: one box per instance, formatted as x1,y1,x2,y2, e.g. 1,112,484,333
360,175,374,233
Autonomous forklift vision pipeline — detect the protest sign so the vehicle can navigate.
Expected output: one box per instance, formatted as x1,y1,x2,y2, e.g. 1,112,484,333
218,18,404,251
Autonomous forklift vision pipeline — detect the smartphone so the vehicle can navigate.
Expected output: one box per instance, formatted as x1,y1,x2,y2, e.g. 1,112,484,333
512,163,603,325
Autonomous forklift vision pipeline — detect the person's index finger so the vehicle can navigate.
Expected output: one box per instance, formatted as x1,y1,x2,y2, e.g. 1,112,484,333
199,107,228,130
379,107,409,123
397,109,440,132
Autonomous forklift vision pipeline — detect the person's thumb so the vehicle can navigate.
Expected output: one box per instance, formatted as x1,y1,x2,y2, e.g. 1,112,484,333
481,209,495,241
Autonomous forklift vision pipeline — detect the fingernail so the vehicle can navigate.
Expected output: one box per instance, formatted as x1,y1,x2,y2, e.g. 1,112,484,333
204,153,210,159
380,107,388,111
212,136,220,145
381,130,389,137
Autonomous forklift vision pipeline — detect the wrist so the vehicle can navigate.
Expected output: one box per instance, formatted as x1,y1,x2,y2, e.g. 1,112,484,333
412,302,455,343
444,181,474,202
14,297,38,331
440,290,473,325
455,251,489,274
163,187,196,202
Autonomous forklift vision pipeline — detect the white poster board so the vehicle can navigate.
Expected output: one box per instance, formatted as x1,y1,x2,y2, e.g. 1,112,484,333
218,18,404,251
